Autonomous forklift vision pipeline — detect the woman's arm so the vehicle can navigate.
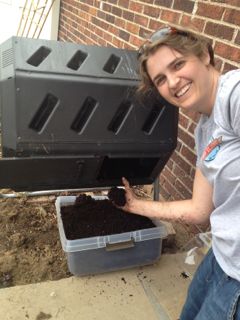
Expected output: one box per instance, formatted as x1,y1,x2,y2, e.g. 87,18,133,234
121,168,214,225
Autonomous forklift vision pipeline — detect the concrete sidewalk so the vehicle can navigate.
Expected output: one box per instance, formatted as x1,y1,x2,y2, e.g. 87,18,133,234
0,252,199,320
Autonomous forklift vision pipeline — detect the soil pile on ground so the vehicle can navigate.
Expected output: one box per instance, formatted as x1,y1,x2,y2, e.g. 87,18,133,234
61,194,155,240
0,196,70,288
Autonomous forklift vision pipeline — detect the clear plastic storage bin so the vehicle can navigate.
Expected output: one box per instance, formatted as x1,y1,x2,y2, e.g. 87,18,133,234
55,196,167,276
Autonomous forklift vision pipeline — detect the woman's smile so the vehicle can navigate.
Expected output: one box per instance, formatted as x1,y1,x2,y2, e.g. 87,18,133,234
146,46,219,115
175,82,191,98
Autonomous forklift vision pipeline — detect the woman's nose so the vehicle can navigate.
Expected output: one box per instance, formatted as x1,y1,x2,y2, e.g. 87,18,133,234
167,74,180,88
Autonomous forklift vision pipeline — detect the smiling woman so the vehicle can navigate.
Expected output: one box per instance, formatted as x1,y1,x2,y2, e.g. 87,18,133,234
116,25,240,320
137,26,218,115
137,26,214,93
146,46,219,115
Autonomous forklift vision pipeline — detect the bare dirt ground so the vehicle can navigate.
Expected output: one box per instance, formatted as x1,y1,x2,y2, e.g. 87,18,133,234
0,194,70,288
0,188,198,289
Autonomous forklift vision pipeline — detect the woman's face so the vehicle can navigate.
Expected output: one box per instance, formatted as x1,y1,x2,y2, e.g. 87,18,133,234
146,45,217,115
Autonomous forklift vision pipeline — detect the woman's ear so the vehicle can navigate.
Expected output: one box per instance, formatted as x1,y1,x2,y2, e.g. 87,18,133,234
202,51,211,67
202,50,211,66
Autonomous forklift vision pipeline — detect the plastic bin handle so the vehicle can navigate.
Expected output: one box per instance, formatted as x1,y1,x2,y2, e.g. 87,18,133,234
105,239,135,251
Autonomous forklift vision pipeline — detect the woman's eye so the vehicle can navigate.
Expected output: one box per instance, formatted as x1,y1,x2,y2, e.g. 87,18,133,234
156,76,166,86
174,60,185,70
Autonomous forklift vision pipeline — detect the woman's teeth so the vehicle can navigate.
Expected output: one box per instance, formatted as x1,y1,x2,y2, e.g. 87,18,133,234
176,83,191,98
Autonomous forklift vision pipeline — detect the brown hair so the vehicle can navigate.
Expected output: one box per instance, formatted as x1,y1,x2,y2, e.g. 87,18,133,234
138,26,215,95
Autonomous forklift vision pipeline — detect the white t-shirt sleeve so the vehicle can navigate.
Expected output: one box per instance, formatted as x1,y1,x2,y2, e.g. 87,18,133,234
229,82,240,136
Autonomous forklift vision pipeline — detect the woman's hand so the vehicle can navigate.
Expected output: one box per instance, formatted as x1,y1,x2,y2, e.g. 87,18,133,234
120,177,138,213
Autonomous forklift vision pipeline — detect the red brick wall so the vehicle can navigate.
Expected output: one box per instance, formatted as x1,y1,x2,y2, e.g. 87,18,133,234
58,0,240,200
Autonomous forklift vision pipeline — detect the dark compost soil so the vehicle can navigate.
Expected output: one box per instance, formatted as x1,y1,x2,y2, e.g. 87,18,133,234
61,194,155,240
107,187,126,206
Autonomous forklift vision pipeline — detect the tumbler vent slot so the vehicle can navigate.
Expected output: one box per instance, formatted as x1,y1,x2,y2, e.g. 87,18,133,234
2,48,13,68
29,93,59,132
103,54,121,74
71,97,98,134
67,50,88,70
27,46,51,66
108,101,133,134
142,105,166,135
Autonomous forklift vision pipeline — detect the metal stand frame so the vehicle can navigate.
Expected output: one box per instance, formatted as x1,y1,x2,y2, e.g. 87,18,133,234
153,176,160,201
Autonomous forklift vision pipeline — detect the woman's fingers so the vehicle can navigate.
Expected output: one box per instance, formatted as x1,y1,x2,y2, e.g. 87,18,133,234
122,177,134,200
122,176,130,189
